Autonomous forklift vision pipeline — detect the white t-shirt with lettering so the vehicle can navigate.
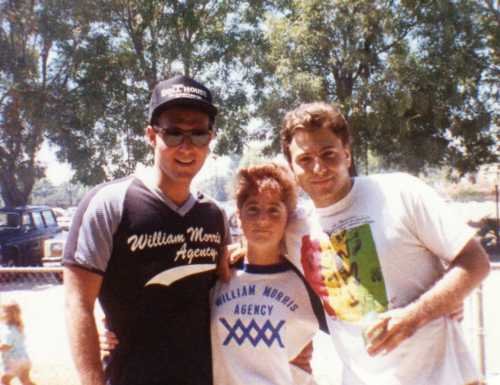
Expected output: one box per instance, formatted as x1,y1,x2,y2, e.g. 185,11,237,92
211,262,326,385
285,173,479,385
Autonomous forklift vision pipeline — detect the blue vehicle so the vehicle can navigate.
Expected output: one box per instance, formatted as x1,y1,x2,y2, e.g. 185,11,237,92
0,206,62,266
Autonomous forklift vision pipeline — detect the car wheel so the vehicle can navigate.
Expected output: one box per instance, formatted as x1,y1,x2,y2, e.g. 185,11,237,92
2,248,19,267
3,258,15,267
27,241,44,266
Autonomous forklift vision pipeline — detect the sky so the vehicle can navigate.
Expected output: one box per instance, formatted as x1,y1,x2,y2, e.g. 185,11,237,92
37,141,74,185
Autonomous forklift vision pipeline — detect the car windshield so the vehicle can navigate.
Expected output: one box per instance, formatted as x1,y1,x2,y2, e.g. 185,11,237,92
0,212,21,230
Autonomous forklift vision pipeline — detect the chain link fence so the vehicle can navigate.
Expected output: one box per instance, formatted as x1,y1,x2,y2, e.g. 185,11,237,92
1,264,499,385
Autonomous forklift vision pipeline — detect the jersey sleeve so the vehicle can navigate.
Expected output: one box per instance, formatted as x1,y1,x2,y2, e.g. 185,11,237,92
63,178,131,274
399,173,476,263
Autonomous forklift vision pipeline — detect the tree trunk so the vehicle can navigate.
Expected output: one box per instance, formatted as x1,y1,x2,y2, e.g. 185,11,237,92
0,169,31,207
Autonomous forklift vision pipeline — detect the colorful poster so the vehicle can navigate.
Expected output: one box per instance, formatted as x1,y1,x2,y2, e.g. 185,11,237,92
301,224,387,322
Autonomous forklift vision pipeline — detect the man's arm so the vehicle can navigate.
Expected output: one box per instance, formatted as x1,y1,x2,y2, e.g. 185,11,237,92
366,238,490,355
64,265,105,385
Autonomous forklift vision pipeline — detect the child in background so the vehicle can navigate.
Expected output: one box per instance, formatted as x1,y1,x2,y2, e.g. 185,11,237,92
0,301,36,385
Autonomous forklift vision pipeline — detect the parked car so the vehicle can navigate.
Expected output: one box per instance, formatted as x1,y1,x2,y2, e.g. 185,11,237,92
42,230,67,266
0,206,62,266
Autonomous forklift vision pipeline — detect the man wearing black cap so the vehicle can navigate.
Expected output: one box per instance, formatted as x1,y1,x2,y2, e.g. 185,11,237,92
63,75,230,385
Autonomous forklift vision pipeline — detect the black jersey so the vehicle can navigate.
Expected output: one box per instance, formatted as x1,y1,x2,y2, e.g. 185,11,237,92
64,175,230,385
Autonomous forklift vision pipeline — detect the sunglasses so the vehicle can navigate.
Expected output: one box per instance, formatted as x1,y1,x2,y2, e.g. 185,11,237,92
154,126,212,147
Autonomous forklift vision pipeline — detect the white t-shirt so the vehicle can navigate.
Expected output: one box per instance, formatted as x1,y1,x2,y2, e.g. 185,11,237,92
211,262,327,385
285,173,479,385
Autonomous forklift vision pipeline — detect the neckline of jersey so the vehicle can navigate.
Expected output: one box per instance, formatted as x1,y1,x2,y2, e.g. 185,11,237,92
136,175,197,216
241,262,290,274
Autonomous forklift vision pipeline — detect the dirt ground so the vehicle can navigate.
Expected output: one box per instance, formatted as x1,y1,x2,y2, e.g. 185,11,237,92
0,267,499,385
0,277,78,385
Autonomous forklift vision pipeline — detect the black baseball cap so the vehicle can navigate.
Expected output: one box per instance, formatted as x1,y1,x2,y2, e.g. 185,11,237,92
148,75,218,124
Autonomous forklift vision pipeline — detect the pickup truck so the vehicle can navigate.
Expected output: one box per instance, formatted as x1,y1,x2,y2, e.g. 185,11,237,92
0,206,62,266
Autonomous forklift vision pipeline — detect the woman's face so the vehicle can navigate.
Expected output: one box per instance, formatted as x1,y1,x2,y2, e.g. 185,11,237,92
239,188,288,252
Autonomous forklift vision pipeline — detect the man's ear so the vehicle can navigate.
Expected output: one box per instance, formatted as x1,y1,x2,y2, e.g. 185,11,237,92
344,145,352,167
145,126,156,147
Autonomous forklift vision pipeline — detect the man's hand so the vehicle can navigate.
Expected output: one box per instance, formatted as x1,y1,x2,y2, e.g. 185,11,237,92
99,326,119,358
448,302,464,322
366,238,490,357
365,298,465,356
365,306,420,356
290,341,314,373
300,235,337,316
217,241,246,282
365,237,489,357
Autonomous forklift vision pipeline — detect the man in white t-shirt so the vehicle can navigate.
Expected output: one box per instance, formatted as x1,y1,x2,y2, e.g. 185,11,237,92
280,102,490,385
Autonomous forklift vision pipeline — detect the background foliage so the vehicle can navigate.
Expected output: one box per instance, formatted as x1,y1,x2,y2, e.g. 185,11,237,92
1,0,498,206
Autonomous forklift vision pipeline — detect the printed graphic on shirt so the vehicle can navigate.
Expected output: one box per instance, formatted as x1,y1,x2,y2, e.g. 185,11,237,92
145,264,216,286
214,284,299,348
127,226,222,287
219,318,285,348
127,226,221,262
301,223,387,322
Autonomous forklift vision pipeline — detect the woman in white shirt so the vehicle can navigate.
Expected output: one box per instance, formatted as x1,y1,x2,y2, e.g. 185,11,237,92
210,163,327,385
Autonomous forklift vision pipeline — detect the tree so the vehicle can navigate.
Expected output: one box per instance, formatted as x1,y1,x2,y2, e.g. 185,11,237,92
1,0,49,206
49,0,261,185
30,178,87,207
1,0,261,205
479,0,499,97
258,0,497,175
2,0,497,207
238,139,274,169
192,155,238,202
0,0,101,206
